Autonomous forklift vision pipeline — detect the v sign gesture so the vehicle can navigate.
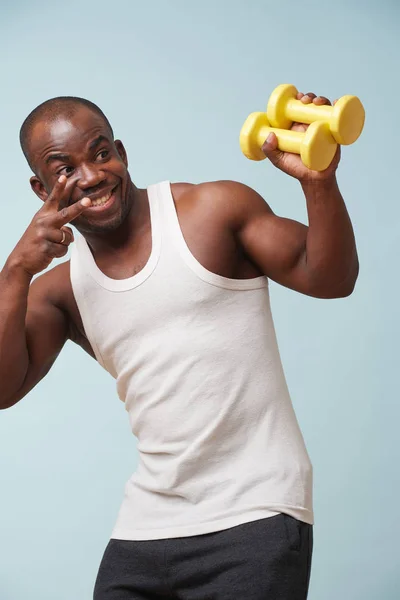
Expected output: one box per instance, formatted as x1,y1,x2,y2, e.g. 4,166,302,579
9,176,91,278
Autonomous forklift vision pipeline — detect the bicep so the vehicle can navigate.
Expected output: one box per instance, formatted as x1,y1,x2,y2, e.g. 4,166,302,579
227,182,314,295
239,209,312,293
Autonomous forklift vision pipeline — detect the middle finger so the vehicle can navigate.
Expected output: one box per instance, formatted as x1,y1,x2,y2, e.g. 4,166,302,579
301,92,317,104
313,96,332,106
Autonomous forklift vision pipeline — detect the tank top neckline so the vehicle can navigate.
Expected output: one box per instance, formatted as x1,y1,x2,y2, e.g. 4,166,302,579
75,182,162,292
75,180,268,292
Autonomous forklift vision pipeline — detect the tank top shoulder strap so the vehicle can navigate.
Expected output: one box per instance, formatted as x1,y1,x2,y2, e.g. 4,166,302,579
151,180,183,254
152,180,175,231
154,180,268,291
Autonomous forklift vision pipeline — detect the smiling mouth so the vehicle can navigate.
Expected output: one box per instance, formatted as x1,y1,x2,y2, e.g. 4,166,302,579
78,185,119,214
88,185,118,206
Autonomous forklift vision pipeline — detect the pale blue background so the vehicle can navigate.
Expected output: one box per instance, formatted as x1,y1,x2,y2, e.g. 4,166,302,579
0,1,398,598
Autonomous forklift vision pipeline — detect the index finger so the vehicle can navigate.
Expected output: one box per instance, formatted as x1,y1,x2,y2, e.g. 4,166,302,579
43,175,69,211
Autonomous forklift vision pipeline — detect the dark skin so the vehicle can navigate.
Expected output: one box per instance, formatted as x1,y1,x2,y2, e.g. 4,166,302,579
0,94,358,409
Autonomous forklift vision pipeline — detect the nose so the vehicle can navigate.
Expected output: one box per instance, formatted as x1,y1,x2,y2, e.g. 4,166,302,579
77,164,107,191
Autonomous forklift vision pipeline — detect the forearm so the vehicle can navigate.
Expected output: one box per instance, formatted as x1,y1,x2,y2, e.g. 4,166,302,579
301,176,359,296
0,260,32,407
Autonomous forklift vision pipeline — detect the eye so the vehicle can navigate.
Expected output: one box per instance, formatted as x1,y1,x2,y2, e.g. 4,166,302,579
96,149,109,161
57,166,74,176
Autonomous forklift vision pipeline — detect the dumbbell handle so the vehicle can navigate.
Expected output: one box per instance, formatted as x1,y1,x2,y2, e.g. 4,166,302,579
254,124,305,154
284,98,332,125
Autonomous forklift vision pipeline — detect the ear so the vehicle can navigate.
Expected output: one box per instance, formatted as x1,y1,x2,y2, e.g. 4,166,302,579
114,140,128,167
30,176,49,203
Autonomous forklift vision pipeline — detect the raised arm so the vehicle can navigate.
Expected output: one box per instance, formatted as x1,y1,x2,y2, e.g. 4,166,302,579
231,178,358,298
232,91,359,298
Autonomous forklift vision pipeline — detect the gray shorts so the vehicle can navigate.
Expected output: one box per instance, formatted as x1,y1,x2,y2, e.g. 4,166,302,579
94,514,313,599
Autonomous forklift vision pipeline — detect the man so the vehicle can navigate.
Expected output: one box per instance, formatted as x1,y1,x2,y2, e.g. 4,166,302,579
0,93,358,599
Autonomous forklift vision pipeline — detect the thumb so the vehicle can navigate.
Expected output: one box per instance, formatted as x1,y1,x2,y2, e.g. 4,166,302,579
261,132,284,167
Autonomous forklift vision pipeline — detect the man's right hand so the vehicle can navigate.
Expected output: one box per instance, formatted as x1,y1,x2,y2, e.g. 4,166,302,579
7,175,91,278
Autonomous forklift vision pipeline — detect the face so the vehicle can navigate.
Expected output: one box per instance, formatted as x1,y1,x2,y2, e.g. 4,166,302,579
29,106,133,234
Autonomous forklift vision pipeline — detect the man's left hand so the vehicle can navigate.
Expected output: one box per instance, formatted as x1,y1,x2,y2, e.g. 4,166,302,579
262,92,341,183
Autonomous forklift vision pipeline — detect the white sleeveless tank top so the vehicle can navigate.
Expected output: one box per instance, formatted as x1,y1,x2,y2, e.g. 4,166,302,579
70,181,313,540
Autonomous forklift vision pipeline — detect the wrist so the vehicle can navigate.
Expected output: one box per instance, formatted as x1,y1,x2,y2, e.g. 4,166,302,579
300,174,339,194
2,256,33,287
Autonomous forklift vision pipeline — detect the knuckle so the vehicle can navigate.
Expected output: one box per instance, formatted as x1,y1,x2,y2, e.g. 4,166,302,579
60,207,69,220
35,227,47,240
40,239,51,254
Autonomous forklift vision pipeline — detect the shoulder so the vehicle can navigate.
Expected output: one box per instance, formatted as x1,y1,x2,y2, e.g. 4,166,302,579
170,180,273,229
171,179,262,200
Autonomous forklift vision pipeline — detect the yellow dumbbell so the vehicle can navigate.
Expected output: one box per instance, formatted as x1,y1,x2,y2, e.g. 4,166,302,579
239,111,337,172
267,84,365,145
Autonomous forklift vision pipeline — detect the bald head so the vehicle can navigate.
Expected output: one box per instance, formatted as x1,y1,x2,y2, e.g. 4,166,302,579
20,96,113,171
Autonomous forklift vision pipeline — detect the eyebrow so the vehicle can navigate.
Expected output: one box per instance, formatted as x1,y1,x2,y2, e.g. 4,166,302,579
88,134,110,151
45,153,70,165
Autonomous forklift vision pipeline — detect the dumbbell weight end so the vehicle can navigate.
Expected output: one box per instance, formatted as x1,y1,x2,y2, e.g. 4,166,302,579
300,121,338,171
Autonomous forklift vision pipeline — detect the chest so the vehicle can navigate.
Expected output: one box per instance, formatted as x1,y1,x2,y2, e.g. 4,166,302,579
91,203,260,281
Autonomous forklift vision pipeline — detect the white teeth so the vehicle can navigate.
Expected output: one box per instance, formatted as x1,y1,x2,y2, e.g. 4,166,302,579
91,190,112,207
